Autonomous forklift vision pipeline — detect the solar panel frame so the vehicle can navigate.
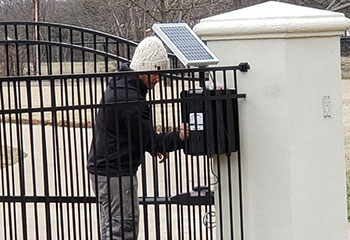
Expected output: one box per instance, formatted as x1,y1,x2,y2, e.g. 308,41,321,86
152,23,219,67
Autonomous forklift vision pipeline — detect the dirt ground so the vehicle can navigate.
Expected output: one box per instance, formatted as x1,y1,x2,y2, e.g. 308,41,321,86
342,80,350,169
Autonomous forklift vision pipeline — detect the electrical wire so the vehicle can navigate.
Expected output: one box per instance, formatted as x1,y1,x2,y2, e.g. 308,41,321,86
210,156,218,186
203,210,216,229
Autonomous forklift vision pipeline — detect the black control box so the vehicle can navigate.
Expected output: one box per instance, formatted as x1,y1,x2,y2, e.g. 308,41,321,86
181,89,238,156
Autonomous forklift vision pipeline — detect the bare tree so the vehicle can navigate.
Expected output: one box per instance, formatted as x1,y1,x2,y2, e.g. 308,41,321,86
1,0,350,41
0,0,32,21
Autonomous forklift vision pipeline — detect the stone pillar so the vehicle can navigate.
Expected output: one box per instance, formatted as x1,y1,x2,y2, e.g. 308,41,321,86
194,1,350,240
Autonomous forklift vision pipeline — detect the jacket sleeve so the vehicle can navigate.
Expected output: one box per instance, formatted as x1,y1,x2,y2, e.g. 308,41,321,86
127,104,184,155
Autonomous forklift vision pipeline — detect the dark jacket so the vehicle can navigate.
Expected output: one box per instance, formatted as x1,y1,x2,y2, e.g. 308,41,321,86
87,64,183,176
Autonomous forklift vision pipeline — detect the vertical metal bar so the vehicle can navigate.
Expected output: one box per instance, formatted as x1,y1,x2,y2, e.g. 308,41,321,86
179,73,185,240
171,72,184,240
25,25,31,75
24,24,40,239
125,74,135,239
88,75,101,240
0,67,9,240
58,28,63,75
4,24,10,76
46,25,61,240
7,56,19,240
181,73,192,240
203,157,209,240
149,74,161,240
70,29,74,74
38,77,52,240
58,75,70,240
63,76,77,240
14,24,29,240
16,77,28,239
14,25,20,76
93,36,97,107
134,74,150,240
82,74,92,240
165,76,173,240
197,172,204,238
189,72,197,240
81,35,91,233
111,75,118,240
124,74,138,240
226,151,234,239
91,44,98,240
197,71,206,240
104,37,109,72
127,44,131,61
178,73,186,240
205,153,214,240
203,71,214,240
164,74,173,240
93,35,97,74
48,26,53,75
50,74,60,240
71,76,83,239
222,71,235,240
73,76,84,240
207,164,214,240
77,74,89,239
61,77,72,240
205,72,211,240
212,71,224,240
27,83,41,239
113,74,125,240
234,70,245,240
116,41,120,69
99,75,114,240
116,76,126,240
45,44,49,75
36,25,41,76
4,98,14,240
158,73,171,239
37,25,41,76
85,75,95,239
0,144,6,240
4,24,15,240
51,74,65,240
81,32,86,73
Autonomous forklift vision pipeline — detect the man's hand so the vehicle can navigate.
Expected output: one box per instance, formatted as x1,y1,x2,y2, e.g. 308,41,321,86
157,152,169,163
179,123,190,141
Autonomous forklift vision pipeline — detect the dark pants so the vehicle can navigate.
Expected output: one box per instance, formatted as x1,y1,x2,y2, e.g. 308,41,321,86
90,174,139,240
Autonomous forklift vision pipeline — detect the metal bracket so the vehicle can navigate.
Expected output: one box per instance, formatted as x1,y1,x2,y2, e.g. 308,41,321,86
170,186,214,205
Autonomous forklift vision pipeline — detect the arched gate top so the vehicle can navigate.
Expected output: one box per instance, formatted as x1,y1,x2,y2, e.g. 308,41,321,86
0,21,178,76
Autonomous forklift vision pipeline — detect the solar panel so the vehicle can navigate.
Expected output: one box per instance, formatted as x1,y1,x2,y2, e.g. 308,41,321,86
152,23,219,67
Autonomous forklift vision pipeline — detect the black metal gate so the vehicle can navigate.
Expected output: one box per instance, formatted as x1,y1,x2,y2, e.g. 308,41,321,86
0,22,248,240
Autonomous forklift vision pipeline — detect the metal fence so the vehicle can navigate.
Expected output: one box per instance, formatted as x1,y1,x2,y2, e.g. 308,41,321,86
0,21,249,240
0,64,249,240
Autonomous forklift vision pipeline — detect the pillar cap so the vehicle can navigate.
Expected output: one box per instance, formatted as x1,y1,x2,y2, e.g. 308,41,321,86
194,1,350,40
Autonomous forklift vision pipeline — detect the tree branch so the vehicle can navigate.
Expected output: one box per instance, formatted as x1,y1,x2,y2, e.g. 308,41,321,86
326,0,339,10
127,0,161,22
331,1,350,10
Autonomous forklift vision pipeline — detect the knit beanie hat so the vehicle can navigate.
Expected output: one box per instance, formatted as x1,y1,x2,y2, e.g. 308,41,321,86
130,36,170,71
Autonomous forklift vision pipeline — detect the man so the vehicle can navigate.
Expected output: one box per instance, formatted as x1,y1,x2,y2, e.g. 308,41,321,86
87,36,188,240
